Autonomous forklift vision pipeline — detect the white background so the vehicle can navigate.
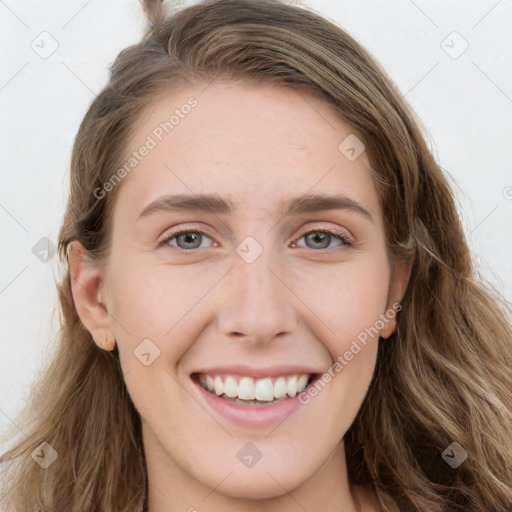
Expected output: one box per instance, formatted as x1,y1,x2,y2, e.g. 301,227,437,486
1,0,511,455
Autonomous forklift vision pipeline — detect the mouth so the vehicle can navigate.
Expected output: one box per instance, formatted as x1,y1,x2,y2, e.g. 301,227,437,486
191,372,319,406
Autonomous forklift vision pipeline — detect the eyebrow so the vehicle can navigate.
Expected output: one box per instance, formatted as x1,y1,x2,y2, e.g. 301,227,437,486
136,192,374,223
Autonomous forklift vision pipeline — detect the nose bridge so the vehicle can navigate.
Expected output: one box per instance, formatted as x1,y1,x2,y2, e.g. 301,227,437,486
217,237,296,341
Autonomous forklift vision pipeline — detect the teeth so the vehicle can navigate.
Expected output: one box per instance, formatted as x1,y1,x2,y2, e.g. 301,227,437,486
273,377,287,399
297,374,309,393
214,376,224,396
224,376,238,398
255,378,273,401
198,373,312,402
286,375,297,397
238,377,255,400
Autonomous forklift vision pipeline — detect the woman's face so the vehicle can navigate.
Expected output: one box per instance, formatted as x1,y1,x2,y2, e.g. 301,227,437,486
75,82,409,503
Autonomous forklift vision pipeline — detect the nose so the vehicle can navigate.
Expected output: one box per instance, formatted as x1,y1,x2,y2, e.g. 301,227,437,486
216,243,297,344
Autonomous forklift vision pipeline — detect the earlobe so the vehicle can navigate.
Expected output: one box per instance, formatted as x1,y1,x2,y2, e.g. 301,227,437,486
96,330,117,351
67,241,115,351
380,316,397,339
381,257,413,339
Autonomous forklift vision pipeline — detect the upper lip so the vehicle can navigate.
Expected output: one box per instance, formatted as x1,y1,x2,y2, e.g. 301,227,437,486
191,364,323,379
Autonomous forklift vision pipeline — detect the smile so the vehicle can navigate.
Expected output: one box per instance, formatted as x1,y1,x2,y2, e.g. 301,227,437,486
193,372,318,406
191,367,322,428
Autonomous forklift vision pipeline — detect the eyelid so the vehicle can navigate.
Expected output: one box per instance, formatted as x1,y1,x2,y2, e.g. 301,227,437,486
158,223,355,251
157,226,214,248
292,226,354,248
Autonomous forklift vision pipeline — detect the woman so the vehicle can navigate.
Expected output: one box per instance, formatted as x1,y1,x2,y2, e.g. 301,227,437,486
1,0,511,511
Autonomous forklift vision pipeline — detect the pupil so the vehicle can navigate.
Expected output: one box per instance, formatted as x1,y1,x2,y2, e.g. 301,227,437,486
308,232,329,248
181,233,200,248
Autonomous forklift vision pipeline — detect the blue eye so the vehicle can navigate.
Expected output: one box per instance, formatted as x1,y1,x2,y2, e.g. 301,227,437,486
158,228,353,251
159,229,214,250
294,229,353,250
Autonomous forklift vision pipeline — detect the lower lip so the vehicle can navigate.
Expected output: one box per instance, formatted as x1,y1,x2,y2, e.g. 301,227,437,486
193,377,315,429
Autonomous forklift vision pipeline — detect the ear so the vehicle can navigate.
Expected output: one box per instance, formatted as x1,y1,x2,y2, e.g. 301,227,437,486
380,256,413,339
67,241,116,351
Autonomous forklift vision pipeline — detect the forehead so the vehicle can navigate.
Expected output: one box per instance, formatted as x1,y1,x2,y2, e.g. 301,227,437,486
116,82,382,223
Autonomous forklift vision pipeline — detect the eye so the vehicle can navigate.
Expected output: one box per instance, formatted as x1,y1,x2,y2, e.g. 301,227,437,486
292,228,354,250
158,229,216,250
158,227,354,252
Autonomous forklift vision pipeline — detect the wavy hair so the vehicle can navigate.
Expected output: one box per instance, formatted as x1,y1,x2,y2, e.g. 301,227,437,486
1,1,511,511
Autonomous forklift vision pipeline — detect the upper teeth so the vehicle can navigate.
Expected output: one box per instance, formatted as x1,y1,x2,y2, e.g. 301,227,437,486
199,374,310,402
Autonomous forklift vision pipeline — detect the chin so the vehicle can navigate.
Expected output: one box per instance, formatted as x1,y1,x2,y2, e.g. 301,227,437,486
205,474,297,501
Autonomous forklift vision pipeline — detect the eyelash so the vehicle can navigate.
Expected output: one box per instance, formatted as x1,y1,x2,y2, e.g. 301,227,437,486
158,227,354,251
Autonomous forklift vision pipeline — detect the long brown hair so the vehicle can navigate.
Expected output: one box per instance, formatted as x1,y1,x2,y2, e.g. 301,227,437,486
1,1,511,510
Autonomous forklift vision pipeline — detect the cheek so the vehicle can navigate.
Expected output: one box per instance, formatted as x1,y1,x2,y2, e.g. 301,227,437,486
106,256,228,374
108,256,219,331
108,243,390,361
290,255,390,352
300,258,386,427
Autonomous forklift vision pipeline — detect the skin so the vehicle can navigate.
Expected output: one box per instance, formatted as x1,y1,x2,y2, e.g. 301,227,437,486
69,82,411,512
